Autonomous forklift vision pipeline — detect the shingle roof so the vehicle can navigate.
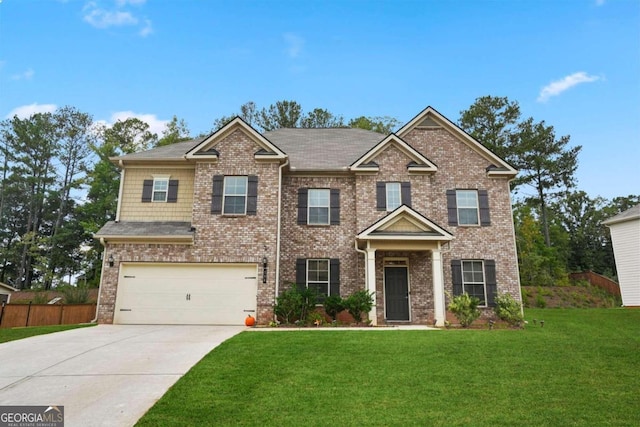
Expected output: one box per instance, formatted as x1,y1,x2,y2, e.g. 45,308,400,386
113,128,385,170
95,221,193,237
602,204,640,226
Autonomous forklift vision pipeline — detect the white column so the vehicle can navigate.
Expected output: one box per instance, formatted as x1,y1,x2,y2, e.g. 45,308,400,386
366,247,377,326
432,248,446,326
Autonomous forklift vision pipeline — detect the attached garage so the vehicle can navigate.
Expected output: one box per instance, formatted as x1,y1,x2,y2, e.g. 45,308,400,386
114,263,258,325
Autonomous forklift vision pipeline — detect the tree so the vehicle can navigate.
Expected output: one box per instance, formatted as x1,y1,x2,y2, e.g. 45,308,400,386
300,108,344,128
458,96,521,161
348,116,399,134
211,101,258,132
98,118,157,154
256,100,302,131
511,118,581,247
157,115,191,147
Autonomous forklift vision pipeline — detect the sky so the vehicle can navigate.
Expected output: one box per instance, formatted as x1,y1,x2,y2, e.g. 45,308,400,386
0,0,638,201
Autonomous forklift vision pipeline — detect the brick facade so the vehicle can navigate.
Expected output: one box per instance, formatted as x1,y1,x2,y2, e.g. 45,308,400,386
97,109,522,326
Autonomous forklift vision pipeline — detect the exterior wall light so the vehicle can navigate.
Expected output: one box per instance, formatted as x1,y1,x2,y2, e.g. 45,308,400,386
108,254,115,267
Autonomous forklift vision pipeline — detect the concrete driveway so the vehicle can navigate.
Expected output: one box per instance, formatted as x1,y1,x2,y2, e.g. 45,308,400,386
0,325,244,426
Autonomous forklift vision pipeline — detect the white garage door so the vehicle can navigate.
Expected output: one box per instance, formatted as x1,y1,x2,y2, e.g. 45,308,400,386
114,263,258,325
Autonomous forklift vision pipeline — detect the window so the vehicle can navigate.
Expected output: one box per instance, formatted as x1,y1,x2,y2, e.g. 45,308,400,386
456,190,479,225
386,183,401,211
307,259,330,297
223,176,248,214
308,189,330,225
152,178,169,202
462,260,487,305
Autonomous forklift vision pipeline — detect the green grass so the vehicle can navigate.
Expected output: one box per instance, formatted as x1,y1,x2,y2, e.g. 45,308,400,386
0,323,95,343
137,309,640,426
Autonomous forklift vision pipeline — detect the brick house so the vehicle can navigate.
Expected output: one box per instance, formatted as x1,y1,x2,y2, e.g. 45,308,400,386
94,106,521,326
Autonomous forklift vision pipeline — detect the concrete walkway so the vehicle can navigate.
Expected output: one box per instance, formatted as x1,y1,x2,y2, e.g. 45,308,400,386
0,325,244,427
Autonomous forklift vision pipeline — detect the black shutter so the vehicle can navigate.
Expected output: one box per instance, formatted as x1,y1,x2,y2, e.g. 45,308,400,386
484,259,497,307
401,182,411,207
295,258,307,292
446,190,458,225
330,189,340,225
451,260,463,296
376,182,386,211
330,259,340,296
247,176,258,215
211,175,224,214
479,190,491,226
167,180,179,203
141,180,153,202
297,188,308,225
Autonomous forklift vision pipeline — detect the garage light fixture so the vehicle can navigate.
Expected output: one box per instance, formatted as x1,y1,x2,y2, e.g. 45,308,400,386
108,254,115,267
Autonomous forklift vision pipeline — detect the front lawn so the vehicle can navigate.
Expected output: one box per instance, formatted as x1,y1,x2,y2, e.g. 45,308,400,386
0,323,95,344
137,309,640,426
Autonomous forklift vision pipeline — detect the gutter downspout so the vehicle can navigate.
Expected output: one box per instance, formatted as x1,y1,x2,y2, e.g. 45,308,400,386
115,160,125,222
354,240,367,292
274,158,289,320
91,238,107,323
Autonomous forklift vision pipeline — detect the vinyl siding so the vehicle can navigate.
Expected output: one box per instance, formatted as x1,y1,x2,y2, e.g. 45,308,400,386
609,218,640,306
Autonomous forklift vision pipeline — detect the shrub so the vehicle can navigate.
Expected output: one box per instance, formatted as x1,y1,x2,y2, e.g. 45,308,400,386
60,285,90,304
307,311,325,326
343,290,374,324
535,293,547,308
323,295,344,321
448,293,481,328
274,286,317,324
493,293,524,328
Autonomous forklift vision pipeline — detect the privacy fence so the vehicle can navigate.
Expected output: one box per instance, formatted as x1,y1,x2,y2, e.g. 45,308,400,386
0,303,96,328
569,271,621,296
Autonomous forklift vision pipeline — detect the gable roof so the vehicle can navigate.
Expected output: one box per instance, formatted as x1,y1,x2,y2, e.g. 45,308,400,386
0,282,18,292
397,106,517,177
602,204,640,226
357,205,454,241
350,133,437,173
264,128,383,171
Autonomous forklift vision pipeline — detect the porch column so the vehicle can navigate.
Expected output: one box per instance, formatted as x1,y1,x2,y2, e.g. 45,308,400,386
366,247,377,326
432,248,446,326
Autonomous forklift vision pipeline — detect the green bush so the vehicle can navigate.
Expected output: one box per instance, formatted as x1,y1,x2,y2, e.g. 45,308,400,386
535,293,547,308
60,285,90,304
274,286,317,324
307,311,325,326
448,293,481,328
323,295,344,321
493,293,524,328
343,290,374,324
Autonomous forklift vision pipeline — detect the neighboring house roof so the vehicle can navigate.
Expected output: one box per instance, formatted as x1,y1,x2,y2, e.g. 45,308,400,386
95,221,194,243
0,282,18,292
112,138,203,162
602,204,640,226
263,128,384,171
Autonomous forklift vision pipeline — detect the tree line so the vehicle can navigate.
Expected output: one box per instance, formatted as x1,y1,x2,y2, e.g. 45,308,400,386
0,99,635,290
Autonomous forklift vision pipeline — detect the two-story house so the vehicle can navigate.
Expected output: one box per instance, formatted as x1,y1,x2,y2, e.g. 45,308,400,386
94,106,521,326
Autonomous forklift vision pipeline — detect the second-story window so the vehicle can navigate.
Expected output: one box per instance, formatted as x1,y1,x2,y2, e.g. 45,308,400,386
386,182,402,211
223,176,248,215
456,190,479,225
152,178,169,202
308,189,330,225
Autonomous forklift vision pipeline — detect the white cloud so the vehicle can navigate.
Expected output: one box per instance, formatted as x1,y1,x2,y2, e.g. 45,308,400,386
595,0,605,6
11,68,34,80
107,111,169,136
537,72,601,103
83,2,138,28
116,0,146,6
283,33,304,58
5,103,57,119
139,18,153,37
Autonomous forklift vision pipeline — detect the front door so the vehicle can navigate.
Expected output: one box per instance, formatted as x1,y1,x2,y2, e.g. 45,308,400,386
385,266,409,321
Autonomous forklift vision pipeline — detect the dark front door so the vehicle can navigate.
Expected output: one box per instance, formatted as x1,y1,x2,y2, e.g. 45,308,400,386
385,267,409,321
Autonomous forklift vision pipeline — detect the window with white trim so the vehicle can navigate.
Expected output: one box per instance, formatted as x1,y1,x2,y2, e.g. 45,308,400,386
223,176,248,214
308,189,330,225
152,178,169,202
462,260,486,306
386,182,402,211
307,259,330,297
456,190,479,225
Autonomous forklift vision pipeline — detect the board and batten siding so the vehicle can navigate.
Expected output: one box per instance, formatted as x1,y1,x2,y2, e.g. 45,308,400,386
119,167,195,221
608,218,640,306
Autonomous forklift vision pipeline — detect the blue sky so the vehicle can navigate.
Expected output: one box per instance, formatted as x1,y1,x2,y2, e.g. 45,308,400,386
0,0,638,200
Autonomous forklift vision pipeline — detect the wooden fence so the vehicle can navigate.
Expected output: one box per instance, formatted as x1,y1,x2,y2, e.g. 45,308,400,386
0,303,96,328
570,271,621,296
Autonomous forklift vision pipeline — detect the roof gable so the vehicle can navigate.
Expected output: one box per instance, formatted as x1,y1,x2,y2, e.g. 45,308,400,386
357,205,454,241
350,133,437,174
396,106,517,177
185,117,286,161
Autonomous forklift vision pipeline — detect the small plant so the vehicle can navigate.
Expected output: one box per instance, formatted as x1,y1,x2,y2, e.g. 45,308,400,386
343,290,374,324
308,311,324,327
535,293,547,308
274,286,318,324
493,292,524,328
448,292,481,328
323,295,344,321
